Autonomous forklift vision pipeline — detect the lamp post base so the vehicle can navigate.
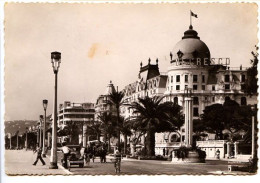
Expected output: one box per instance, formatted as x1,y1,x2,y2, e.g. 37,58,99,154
49,162,58,169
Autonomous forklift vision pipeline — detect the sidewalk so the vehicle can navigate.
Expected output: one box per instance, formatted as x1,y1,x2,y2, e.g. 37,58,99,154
5,150,69,175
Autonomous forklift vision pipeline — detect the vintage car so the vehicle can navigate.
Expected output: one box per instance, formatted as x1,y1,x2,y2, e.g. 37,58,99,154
61,145,84,170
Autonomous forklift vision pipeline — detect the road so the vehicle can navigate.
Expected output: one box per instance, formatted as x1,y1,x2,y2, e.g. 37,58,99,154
4,149,247,175
67,157,230,175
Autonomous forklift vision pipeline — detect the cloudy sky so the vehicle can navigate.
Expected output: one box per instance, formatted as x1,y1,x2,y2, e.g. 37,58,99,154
4,3,258,121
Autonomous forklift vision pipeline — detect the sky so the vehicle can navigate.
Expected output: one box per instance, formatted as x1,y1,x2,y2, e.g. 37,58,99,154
4,3,258,121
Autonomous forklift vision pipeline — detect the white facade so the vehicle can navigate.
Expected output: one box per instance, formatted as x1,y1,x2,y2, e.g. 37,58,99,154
119,24,257,156
58,101,95,129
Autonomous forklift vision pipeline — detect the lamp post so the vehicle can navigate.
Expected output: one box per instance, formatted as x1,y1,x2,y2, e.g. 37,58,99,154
42,99,48,157
39,115,43,148
251,105,256,158
49,51,61,169
184,88,193,147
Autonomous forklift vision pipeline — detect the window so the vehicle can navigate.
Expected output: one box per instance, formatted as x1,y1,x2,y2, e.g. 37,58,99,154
193,97,199,105
176,75,180,82
171,86,173,91
174,97,178,105
241,97,247,106
193,85,198,90
212,96,215,102
202,85,205,90
176,85,180,90
225,75,230,82
212,85,215,91
202,75,205,83
185,85,188,89
241,74,246,82
185,75,188,82
193,75,198,82
171,76,173,83
225,84,230,90
193,107,199,117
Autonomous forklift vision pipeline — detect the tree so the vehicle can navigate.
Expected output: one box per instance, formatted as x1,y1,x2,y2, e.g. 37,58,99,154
58,121,80,144
98,112,117,151
119,116,132,154
109,90,125,151
159,102,184,137
87,120,102,141
200,103,225,139
200,100,253,141
129,96,171,156
193,119,208,141
245,46,258,95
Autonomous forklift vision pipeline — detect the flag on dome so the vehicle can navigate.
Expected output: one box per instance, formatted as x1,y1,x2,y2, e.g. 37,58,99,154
191,11,198,18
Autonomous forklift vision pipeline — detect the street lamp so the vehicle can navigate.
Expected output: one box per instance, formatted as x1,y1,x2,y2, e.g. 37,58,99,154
39,115,43,148
251,105,256,159
42,99,48,157
49,51,61,169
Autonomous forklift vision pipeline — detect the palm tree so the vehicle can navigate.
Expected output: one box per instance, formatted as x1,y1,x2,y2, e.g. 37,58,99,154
98,112,117,151
161,102,184,138
119,116,132,154
129,96,171,156
109,89,125,151
58,121,80,144
87,120,102,141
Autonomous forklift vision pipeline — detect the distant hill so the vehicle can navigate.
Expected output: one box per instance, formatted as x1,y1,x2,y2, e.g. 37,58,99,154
4,120,38,135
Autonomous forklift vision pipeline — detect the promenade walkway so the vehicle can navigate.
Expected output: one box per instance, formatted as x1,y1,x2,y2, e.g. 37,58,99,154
5,150,68,175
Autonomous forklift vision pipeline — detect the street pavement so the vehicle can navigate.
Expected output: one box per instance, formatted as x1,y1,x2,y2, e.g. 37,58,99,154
5,150,68,175
5,150,251,175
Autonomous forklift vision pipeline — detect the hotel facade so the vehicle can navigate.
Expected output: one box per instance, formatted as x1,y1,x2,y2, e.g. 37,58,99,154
120,24,257,158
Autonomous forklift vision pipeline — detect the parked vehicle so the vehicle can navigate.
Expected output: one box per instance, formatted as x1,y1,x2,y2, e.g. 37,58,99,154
61,145,84,171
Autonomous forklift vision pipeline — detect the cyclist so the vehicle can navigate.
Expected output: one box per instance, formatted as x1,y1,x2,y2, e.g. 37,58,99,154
114,150,121,173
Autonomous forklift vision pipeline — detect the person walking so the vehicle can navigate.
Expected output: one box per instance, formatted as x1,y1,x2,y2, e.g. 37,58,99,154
33,144,45,166
61,142,70,169
163,148,166,156
102,148,107,163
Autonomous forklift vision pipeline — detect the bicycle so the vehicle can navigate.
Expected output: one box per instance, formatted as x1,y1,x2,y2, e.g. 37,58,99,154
111,158,121,174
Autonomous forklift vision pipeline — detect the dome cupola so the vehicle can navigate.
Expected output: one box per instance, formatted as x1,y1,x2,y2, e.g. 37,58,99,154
171,25,211,65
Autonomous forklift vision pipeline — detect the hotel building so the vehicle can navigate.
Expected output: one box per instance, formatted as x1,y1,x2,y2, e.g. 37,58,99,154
120,24,257,158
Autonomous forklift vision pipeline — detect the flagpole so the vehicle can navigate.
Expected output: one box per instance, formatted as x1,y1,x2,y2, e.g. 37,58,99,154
190,10,192,27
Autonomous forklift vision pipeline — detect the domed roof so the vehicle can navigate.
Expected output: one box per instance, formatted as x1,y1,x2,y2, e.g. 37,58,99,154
104,81,116,95
172,26,210,62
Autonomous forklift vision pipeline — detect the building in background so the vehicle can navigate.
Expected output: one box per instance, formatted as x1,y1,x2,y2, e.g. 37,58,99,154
57,101,95,144
120,24,257,158
95,81,117,119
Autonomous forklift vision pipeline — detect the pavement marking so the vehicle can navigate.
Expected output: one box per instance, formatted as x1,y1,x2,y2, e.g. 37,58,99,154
46,155,73,175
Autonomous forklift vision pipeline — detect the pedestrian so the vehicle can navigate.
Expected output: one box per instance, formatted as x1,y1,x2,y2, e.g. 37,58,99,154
100,148,104,163
92,146,96,163
32,144,45,166
62,142,70,169
103,147,107,163
163,148,166,156
215,149,220,159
